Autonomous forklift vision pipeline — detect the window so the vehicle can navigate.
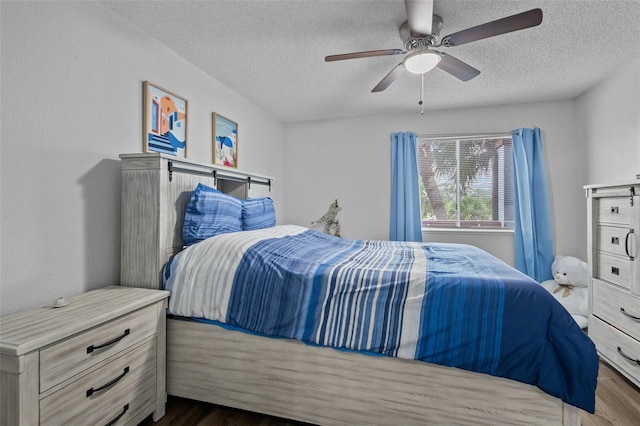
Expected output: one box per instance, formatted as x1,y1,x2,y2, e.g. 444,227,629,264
417,135,514,229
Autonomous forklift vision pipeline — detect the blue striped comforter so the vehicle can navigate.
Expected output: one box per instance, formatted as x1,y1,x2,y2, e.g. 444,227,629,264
163,225,598,412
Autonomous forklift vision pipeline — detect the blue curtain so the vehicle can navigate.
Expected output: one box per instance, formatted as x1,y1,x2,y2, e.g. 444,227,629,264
511,128,553,282
390,131,422,242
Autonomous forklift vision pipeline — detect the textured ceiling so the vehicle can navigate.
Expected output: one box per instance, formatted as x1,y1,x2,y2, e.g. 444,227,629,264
100,0,640,123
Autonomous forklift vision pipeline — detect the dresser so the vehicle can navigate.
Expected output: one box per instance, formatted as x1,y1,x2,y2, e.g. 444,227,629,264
585,180,640,388
0,286,170,425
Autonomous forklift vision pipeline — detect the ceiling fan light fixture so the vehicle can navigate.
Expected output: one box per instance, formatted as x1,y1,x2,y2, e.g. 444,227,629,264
403,49,441,74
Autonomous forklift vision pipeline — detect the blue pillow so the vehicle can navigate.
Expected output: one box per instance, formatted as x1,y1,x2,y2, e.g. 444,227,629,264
182,183,242,245
242,197,276,231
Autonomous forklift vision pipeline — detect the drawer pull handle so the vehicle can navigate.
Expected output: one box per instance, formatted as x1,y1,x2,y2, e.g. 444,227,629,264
611,236,619,245
611,266,619,275
617,347,640,366
105,403,129,426
621,307,640,321
611,206,619,214
625,230,635,261
87,329,130,354
86,366,129,397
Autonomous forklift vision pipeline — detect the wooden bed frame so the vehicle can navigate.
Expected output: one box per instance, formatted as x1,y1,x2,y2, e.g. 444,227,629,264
120,153,582,425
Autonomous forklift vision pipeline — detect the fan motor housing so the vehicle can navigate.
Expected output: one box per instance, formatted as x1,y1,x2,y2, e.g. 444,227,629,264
400,14,443,50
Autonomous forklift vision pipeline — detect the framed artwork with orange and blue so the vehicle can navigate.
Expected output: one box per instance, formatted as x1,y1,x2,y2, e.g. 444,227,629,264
143,81,188,157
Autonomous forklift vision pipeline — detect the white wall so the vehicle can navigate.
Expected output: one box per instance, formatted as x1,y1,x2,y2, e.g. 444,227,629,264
2,2,636,317
283,100,586,265
0,2,285,315
577,58,640,185
283,59,640,265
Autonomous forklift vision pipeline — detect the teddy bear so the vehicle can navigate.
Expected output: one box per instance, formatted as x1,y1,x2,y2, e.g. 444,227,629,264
541,255,589,329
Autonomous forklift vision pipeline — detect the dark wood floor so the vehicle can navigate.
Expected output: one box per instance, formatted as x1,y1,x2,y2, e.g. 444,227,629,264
141,360,639,425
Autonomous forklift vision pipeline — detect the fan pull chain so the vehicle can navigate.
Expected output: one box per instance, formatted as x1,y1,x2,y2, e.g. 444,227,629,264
419,73,424,115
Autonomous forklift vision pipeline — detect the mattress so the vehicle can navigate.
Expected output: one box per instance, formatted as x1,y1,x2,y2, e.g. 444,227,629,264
163,225,598,412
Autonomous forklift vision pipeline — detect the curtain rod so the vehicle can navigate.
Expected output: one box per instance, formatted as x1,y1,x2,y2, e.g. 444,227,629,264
417,132,514,141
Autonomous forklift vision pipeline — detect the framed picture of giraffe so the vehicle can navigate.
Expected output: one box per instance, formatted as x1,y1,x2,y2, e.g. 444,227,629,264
143,81,188,158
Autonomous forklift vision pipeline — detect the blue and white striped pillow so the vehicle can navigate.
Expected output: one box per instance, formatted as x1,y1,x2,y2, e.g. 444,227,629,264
242,197,276,231
182,183,242,245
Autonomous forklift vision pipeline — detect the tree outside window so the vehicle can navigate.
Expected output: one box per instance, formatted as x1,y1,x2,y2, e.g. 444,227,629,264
417,136,514,229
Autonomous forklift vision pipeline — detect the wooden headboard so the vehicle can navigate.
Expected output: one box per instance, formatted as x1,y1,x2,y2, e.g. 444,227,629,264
120,153,273,290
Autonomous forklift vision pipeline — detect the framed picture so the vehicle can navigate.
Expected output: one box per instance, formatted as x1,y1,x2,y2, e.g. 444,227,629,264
143,81,188,157
212,112,238,168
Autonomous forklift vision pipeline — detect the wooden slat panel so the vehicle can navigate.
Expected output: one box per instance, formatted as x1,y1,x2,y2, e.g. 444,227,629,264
167,319,574,426
120,169,161,289
160,169,216,259
248,182,272,199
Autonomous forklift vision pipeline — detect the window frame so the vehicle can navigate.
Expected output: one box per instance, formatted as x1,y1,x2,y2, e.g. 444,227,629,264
416,134,514,230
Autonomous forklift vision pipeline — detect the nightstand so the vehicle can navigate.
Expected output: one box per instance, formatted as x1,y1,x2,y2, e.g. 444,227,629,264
0,286,170,425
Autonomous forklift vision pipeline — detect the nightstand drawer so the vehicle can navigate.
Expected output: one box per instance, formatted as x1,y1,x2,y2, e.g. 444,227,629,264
598,197,632,226
597,226,634,258
40,304,157,392
592,279,640,341
40,339,156,425
596,252,632,290
589,316,640,384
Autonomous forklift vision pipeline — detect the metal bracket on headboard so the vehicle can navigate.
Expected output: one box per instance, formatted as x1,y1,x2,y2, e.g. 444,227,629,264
247,176,272,191
167,161,217,183
167,160,271,191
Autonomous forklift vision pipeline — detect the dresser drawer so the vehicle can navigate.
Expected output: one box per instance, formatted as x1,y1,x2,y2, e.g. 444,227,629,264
597,226,634,258
598,197,632,226
40,304,157,392
40,339,156,425
589,316,640,384
596,252,633,290
592,280,640,341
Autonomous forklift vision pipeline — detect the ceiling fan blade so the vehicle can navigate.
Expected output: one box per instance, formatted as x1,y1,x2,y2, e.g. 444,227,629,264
436,52,480,81
404,0,434,37
372,63,405,92
441,8,543,47
325,49,404,62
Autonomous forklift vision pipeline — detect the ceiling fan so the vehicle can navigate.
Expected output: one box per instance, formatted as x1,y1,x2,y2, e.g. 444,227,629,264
325,0,543,92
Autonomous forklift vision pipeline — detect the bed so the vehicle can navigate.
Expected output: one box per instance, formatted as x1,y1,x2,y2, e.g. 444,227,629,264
120,153,598,425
